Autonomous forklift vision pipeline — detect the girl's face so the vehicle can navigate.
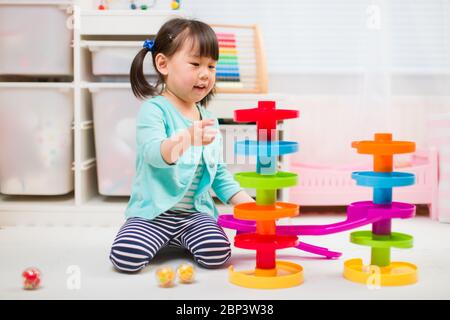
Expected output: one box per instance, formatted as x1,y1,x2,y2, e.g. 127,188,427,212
162,39,217,104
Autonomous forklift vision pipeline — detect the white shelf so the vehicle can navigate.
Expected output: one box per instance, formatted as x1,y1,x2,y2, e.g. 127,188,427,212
0,82,74,88
80,40,145,48
0,194,126,226
80,82,131,89
0,1,72,5
80,10,187,35
82,194,128,212
0,193,75,212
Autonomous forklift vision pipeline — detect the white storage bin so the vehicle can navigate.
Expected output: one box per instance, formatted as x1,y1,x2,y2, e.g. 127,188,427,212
90,87,140,196
88,42,157,76
0,4,73,76
0,86,74,195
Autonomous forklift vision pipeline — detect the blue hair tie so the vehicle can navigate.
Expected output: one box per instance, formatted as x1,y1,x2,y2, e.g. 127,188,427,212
143,39,155,52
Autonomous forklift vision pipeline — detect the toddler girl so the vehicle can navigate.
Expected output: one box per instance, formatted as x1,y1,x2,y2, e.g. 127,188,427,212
109,18,254,272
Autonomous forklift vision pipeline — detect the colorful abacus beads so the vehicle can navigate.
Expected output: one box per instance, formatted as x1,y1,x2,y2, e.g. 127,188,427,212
343,133,418,286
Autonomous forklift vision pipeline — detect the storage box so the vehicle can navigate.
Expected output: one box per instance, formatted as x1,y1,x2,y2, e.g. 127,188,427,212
90,87,141,196
0,4,73,76
88,42,157,76
0,86,74,195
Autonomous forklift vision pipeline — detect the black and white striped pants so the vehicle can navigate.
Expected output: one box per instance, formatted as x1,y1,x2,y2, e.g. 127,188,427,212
109,210,231,272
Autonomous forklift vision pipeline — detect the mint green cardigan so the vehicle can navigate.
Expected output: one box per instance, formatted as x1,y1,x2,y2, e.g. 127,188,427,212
125,96,243,220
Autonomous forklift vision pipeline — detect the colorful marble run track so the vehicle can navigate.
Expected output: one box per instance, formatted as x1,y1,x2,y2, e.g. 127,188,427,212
343,133,418,286
227,100,302,289
218,101,418,288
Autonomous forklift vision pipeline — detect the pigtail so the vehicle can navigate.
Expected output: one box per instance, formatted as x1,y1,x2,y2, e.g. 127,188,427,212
130,48,160,100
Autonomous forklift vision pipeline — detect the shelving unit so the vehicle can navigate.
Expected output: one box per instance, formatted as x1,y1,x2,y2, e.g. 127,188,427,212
0,1,290,226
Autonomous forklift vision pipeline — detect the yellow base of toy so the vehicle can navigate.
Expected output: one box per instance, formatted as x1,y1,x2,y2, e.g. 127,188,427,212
229,261,303,289
343,258,418,286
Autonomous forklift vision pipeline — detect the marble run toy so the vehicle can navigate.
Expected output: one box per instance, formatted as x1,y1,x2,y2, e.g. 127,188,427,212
343,133,417,286
218,101,418,288
225,100,303,289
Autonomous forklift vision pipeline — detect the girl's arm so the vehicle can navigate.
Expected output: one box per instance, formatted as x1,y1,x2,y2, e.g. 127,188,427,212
160,119,216,165
160,129,191,165
228,189,255,206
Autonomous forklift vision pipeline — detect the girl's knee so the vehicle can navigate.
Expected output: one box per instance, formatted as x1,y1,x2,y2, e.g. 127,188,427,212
110,256,145,273
109,244,154,273
193,244,232,269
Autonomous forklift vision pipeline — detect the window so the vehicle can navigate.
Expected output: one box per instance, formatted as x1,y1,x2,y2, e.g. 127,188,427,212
186,0,450,75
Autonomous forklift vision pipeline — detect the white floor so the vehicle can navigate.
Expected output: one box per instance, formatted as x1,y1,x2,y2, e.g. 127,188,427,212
1,214,449,300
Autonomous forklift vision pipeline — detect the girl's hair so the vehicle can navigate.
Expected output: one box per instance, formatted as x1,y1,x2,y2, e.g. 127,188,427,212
130,18,219,106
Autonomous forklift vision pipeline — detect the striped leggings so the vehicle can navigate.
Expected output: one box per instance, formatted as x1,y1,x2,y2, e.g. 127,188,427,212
109,210,232,272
